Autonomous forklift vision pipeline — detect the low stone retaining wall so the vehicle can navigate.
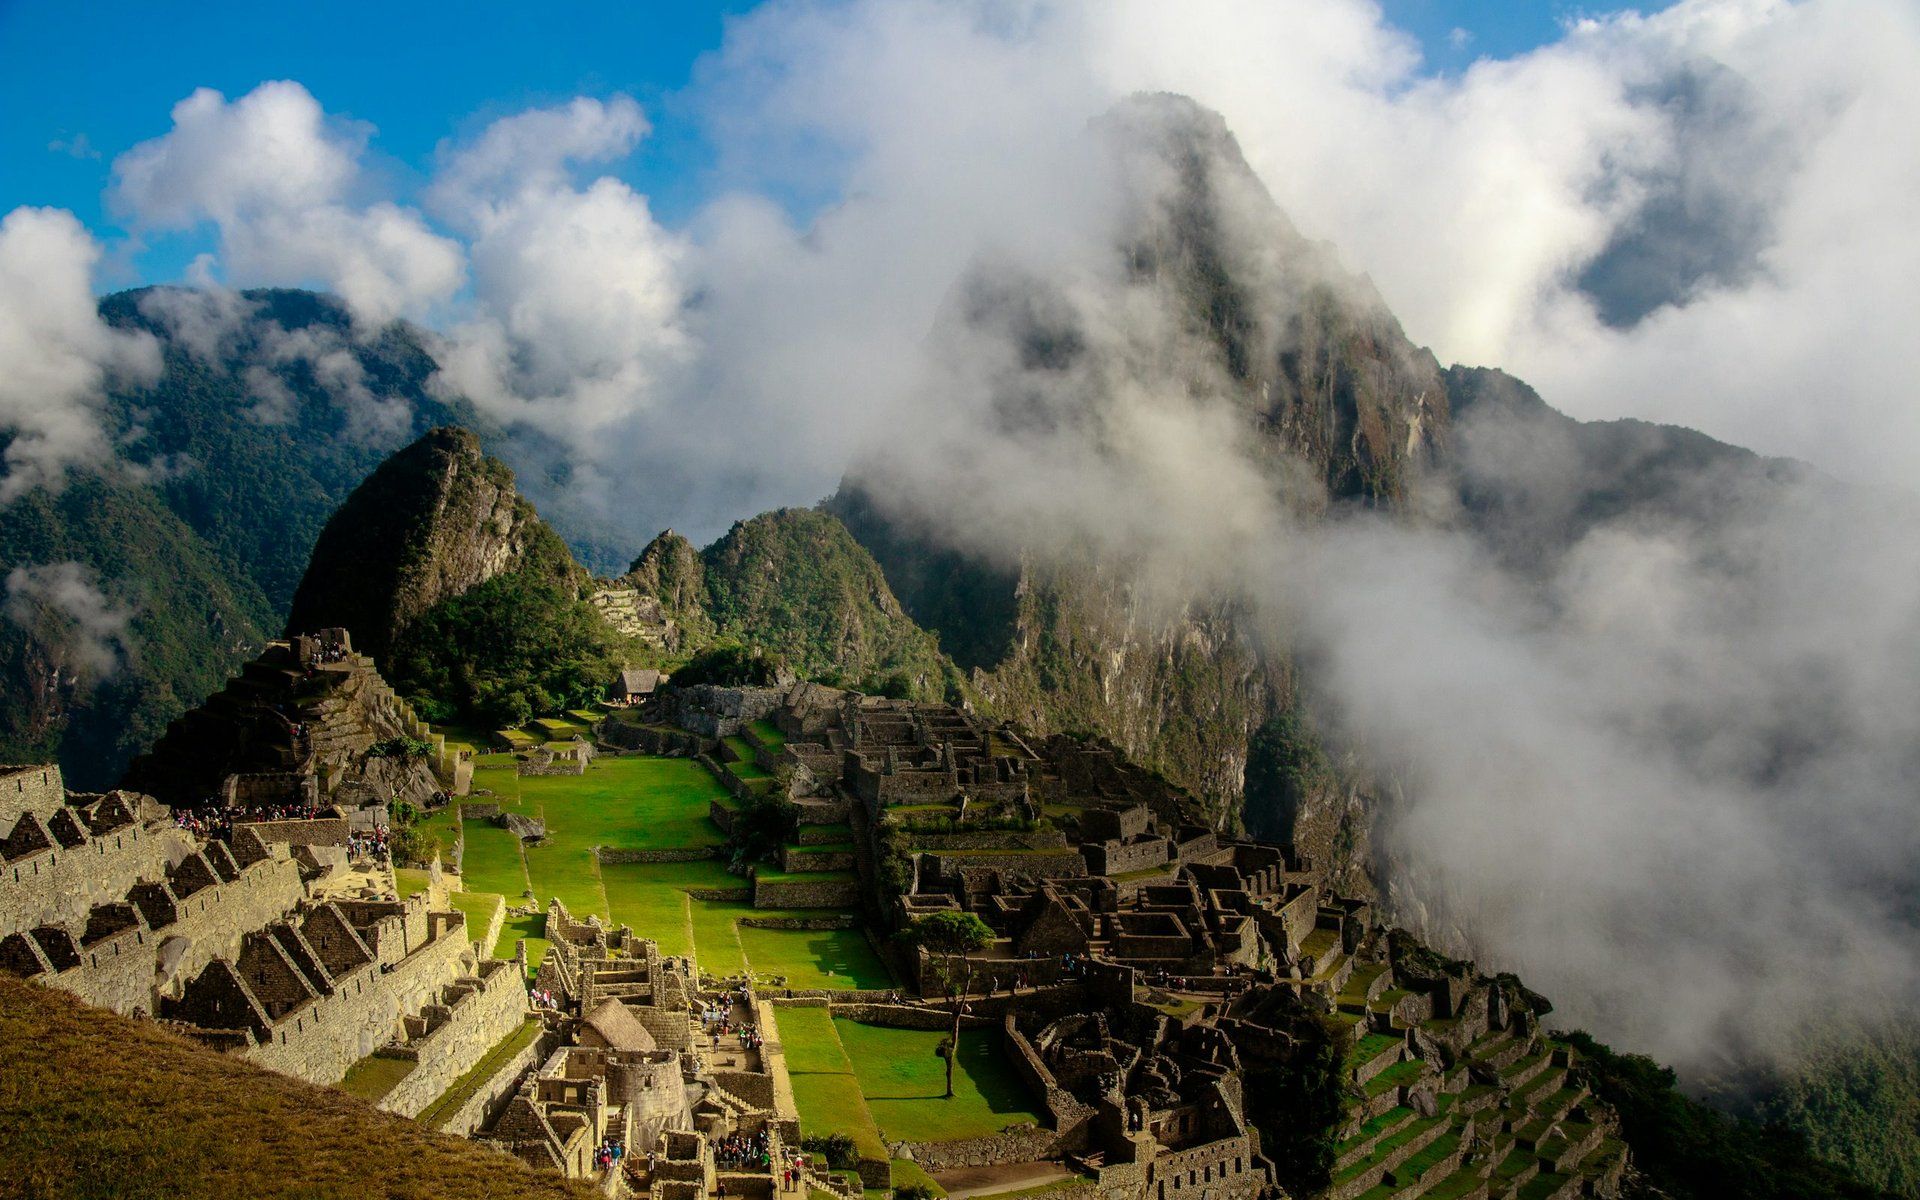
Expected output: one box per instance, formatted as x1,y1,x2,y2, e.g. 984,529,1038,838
233,816,349,847
895,1125,1061,1173
699,753,754,803
781,847,856,873
753,878,861,908
893,830,1068,851
598,846,719,864
738,913,858,931
795,823,851,846
460,801,501,820
687,886,754,902
709,798,738,835
598,721,701,756
831,1005,992,1031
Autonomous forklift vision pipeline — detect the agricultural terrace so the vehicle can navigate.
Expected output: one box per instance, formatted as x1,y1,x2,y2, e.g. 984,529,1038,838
441,752,891,991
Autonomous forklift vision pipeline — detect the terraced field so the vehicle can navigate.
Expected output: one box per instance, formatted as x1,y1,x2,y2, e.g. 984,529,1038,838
442,752,891,993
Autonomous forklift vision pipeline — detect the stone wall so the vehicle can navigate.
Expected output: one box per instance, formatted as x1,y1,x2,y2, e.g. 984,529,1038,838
896,830,1068,852
738,913,858,931
0,765,65,830
233,816,348,847
752,878,861,909
1084,837,1171,877
434,1025,561,1137
381,961,531,1118
896,1124,1060,1173
597,846,719,865
780,847,855,873
3,816,191,936
924,850,1088,882
598,721,701,756
242,916,474,1085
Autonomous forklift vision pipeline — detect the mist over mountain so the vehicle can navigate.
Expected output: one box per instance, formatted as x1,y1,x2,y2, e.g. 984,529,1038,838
3,2,1919,1187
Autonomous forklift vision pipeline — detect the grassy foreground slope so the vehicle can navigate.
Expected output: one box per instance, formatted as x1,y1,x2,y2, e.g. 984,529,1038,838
0,974,596,1200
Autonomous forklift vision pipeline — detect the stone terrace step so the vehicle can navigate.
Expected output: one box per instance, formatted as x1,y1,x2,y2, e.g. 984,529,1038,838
1498,1052,1551,1093
1337,1106,1417,1171
1509,1066,1566,1108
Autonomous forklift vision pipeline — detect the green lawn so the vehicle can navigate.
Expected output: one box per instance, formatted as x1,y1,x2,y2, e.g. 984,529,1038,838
833,1020,1045,1143
748,719,787,749
777,1007,889,1162
521,756,730,852
601,859,743,959
459,820,530,900
394,868,431,898
738,925,893,991
448,892,503,948
494,911,547,967
339,1053,415,1102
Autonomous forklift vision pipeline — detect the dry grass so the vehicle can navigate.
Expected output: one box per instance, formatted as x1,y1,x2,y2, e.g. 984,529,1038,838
0,974,597,1200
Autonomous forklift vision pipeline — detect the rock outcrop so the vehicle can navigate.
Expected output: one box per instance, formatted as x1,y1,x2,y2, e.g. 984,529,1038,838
285,427,577,664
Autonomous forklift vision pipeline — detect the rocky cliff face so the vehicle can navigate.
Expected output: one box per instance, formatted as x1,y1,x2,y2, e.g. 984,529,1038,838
827,94,1437,877
284,426,576,662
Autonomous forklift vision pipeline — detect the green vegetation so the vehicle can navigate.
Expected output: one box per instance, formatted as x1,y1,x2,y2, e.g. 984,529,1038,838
1241,707,1333,844
1751,1020,1920,1197
691,508,963,702
671,643,786,688
417,1018,544,1130
0,289,483,789
900,910,996,1099
338,1053,415,1103
737,925,892,991
834,1020,1045,1143
1561,1030,1891,1200
1243,1005,1347,1198
391,562,625,730
778,1007,889,1163
0,973,594,1200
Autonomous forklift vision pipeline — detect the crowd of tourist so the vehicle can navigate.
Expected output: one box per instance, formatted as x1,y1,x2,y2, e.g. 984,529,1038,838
345,826,389,862
172,801,321,842
714,1129,772,1170
592,1141,624,1174
530,987,561,1011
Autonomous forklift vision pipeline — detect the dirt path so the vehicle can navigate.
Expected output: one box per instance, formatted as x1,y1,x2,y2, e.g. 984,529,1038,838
932,1160,1076,1199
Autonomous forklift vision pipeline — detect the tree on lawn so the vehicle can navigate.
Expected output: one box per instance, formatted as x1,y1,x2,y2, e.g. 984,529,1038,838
901,910,995,1100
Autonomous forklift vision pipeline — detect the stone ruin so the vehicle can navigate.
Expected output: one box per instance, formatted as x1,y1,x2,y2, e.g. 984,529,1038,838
0,762,526,1117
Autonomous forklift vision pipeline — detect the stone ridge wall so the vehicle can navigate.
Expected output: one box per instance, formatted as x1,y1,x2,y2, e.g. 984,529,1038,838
598,846,719,865
830,1005,992,1031
687,887,753,903
753,878,860,909
244,922,473,1085
21,847,307,1016
233,817,348,847
0,765,65,830
435,1025,560,1137
1004,1014,1090,1130
699,754,754,803
382,963,530,1118
3,818,190,936
599,721,701,756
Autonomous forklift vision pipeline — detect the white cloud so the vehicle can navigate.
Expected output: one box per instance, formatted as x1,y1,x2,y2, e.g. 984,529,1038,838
4,561,134,680
0,207,160,501
111,81,462,324
428,98,690,457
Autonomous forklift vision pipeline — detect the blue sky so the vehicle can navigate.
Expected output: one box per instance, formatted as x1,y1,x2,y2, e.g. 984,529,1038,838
1,0,1576,290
